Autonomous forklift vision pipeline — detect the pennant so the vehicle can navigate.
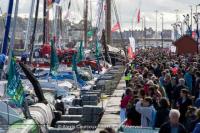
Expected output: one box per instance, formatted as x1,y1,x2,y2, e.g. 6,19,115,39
7,57,25,107
111,22,120,32
137,9,140,23
50,39,59,76
77,41,84,63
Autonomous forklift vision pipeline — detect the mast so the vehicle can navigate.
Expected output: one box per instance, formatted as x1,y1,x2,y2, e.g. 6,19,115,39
1,0,14,55
84,0,88,48
105,0,111,46
29,0,40,63
24,0,36,52
8,0,19,69
43,0,47,44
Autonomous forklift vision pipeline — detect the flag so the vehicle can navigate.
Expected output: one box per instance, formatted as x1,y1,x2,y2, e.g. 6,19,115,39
77,41,84,63
50,39,59,76
129,37,136,53
111,22,120,32
192,31,196,39
127,47,135,59
72,53,77,73
137,9,140,23
87,30,93,37
95,41,100,69
7,57,24,107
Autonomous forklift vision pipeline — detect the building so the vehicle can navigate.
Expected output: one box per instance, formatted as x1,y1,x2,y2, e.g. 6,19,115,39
174,35,198,55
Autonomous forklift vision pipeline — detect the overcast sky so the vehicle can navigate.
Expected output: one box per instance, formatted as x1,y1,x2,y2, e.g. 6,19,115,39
0,0,199,31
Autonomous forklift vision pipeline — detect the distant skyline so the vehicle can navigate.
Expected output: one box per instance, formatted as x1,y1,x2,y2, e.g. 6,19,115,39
0,0,199,31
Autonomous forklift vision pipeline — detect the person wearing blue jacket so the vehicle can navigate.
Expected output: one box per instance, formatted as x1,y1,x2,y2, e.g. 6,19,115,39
184,69,193,92
135,97,156,127
193,123,200,133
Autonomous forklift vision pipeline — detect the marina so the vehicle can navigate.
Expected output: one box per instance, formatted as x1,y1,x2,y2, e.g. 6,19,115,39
0,0,200,133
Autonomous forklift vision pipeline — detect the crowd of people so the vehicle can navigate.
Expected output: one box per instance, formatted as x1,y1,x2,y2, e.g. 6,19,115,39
120,48,200,133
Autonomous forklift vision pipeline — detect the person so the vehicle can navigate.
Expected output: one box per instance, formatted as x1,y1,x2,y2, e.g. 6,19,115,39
185,106,197,132
163,74,173,102
125,98,141,126
194,71,200,96
155,98,170,128
120,88,132,123
193,123,200,133
184,68,193,92
176,89,192,125
55,95,65,115
174,79,187,103
135,97,156,127
21,52,28,64
159,109,187,133
189,109,200,132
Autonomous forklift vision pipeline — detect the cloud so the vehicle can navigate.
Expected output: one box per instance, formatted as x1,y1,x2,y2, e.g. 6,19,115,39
0,0,199,30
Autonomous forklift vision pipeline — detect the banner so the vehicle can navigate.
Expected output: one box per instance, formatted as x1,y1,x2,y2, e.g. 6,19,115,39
129,36,136,53
170,45,176,53
7,58,24,107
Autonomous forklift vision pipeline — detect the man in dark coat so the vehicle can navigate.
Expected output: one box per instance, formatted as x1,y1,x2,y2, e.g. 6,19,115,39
159,109,187,133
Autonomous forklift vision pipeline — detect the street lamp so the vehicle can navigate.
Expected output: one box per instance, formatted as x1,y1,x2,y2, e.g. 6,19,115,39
155,10,158,44
160,13,164,48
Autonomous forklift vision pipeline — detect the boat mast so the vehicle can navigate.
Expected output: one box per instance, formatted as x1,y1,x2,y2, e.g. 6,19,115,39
101,0,111,64
24,0,36,52
1,0,14,55
29,0,40,63
84,0,88,48
105,0,111,46
7,0,19,70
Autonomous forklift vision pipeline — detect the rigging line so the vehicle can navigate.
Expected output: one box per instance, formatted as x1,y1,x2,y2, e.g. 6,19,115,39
112,0,127,60
0,7,6,26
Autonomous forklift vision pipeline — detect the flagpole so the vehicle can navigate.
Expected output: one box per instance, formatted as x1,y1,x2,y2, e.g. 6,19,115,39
8,0,19,71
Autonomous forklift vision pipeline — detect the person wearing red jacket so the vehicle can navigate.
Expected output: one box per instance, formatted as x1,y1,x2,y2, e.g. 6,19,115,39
120,88,132,123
